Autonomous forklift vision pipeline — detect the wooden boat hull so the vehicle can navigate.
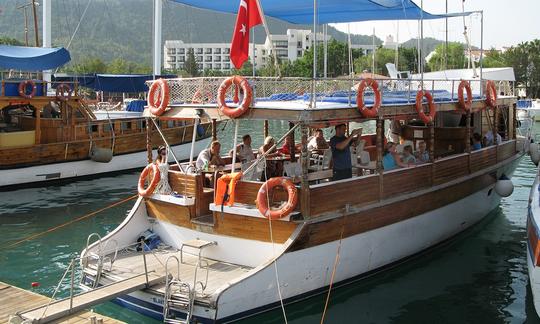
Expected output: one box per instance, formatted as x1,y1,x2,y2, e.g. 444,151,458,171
82,155,521,323
0,137,210,188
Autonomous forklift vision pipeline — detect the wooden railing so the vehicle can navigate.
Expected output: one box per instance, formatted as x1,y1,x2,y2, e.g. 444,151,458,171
308,139,519,217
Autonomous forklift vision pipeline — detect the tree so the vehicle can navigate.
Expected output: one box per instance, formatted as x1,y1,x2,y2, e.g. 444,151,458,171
231,59,253,76
504,40,540,98
0,37,23,46
353,47,395,76
67,57,108,74
427,42,466,71
184,48,199,77
482,49,506,68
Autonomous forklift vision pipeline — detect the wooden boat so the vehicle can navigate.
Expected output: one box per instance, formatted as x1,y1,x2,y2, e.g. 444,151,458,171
0,78,215,188
79,74,523,323
527,165,540,317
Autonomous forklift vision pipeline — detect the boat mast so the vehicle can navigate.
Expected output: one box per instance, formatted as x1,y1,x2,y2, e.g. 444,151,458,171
31,0,39,47
153,0,163,77
42,0,52,82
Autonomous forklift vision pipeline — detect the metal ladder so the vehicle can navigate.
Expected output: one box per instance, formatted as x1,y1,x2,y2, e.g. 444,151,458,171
163,256,194,324
82,233,118,288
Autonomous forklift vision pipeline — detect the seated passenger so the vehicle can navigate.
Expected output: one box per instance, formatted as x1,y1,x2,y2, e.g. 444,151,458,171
154,145,172,194
279,135,301,155
472,133,482,150
414,141,430,163
259,136,282,179
484,131,502,146
230,134,255,164
307,129,330,152
196,140,225,170
383,142,410,170
401,145,417,164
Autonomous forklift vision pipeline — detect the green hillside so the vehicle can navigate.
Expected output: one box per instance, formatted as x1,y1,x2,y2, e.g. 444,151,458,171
0,0,381,68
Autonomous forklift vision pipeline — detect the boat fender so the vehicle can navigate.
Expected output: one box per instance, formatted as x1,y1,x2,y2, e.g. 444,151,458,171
215,172,243,206
55,83,72,102
457,80,472,111
138,163,160,197
415,90,437,124
356,78,381,118
485,80,497,109
494,174,514,197
257,177,298,220
90,147,113,163
148,79,170,116
531,143,540,165
18,79,37,99
217,76,252,118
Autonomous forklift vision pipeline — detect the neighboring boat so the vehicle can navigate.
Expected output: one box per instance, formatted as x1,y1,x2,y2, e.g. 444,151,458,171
528,166,540,317
518,99,540,122
0,45,214,188
78,71,522,323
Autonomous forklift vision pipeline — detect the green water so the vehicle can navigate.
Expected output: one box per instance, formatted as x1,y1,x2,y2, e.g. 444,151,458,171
1,121,539,323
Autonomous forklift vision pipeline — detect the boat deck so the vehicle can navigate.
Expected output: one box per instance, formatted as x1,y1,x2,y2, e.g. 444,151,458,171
93,247,253,302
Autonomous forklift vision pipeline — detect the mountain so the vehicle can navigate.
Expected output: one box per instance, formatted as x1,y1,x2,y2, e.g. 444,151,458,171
0,0,381,68
401,37,444,56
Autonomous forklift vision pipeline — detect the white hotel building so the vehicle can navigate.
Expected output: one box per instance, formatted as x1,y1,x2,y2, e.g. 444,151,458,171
164,29,329,72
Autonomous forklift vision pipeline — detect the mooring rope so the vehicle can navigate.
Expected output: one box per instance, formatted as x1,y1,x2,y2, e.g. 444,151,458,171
2,194,138,250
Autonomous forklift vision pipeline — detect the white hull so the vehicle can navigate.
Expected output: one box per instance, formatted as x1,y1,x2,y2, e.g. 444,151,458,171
527,171,540,318
0,138,210,188
84,160,519,322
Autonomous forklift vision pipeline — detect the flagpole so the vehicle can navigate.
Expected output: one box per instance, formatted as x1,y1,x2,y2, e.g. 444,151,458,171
254,0,281,77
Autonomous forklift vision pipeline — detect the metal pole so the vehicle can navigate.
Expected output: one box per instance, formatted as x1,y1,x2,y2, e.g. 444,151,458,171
23,7,29,46
42,0,52,82
231,120,239,172
31,0,39,47
324,24,328,78
153,0,163,77
69,258,75,310
420,0,424,87
480,11,484,97
142,247,149,287
189,119,199,166
313,0,317,80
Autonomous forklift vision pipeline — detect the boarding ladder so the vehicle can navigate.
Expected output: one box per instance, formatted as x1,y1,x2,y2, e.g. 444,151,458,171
81,233,118,288
163,240,216,323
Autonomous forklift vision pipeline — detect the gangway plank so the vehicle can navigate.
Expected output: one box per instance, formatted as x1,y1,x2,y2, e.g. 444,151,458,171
18,272,166,323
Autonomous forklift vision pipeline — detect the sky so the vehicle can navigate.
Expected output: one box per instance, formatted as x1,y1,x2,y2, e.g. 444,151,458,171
332,0,540,49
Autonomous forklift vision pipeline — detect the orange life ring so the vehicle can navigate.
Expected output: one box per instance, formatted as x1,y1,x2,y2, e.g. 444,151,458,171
415,90,437,124
192,89,213,104
55,83,72,102
137,163,160,197
217,76,252,118
214,172,243,206
148,79,170,116
18,80,37,99
356,78,381,118
457,80,472,111
256,177,298,220
485,80,497,109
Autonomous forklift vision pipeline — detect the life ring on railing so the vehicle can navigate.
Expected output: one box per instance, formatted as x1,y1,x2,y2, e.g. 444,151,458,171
148,79,170,116
415,90,437,124
217,76,252,118
356,78,381,118
55,83,72,102
457,80,472,111
214,172,243,206
137,163,160,197
256,177,298,220
18,80,37,99
485,80,497,109
192,89,213,104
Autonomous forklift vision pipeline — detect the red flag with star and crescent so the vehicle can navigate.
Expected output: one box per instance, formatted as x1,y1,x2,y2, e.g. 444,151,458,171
230,0,263,69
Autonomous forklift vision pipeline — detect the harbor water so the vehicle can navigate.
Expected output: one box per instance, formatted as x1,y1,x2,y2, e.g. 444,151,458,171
1,121,540,323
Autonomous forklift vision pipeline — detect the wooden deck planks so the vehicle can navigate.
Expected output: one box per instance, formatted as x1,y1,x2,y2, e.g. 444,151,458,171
0,282,125,323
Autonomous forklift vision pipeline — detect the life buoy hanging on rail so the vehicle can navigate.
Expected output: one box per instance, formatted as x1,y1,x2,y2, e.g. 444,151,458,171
415,90,437,124
138,163,160,197
356,78,381,118
18,80,37,99
148,79,170,116
256,177,298,220
214,172,243,206
55,83,72,102
484,80,497,109
217,76,253,118
457,80,472,111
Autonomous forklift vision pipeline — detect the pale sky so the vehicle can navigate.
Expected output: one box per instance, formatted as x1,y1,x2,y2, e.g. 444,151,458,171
332,0,540,49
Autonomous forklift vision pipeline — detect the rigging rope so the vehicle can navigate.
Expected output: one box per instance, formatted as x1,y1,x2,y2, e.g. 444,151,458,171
2,194,137,250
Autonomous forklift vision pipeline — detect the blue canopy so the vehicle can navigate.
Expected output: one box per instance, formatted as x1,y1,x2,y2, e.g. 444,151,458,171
52,74,176,93
170,0,469,24
0,45,71,71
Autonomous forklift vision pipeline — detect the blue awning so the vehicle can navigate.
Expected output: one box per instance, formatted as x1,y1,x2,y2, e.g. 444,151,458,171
0,45,71,71
52,74,176,93
169,0,470,24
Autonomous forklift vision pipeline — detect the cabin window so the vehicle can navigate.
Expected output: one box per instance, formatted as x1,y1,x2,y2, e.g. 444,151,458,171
167,121,174,128
103,124,111,132
138,120,146,129
121,121,131,130
89,125,98,133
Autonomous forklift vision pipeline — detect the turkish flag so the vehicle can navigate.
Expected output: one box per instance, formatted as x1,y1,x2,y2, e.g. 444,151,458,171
230,0,263,69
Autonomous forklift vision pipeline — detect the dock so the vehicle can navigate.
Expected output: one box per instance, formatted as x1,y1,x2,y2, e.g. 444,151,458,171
0,280,127,324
